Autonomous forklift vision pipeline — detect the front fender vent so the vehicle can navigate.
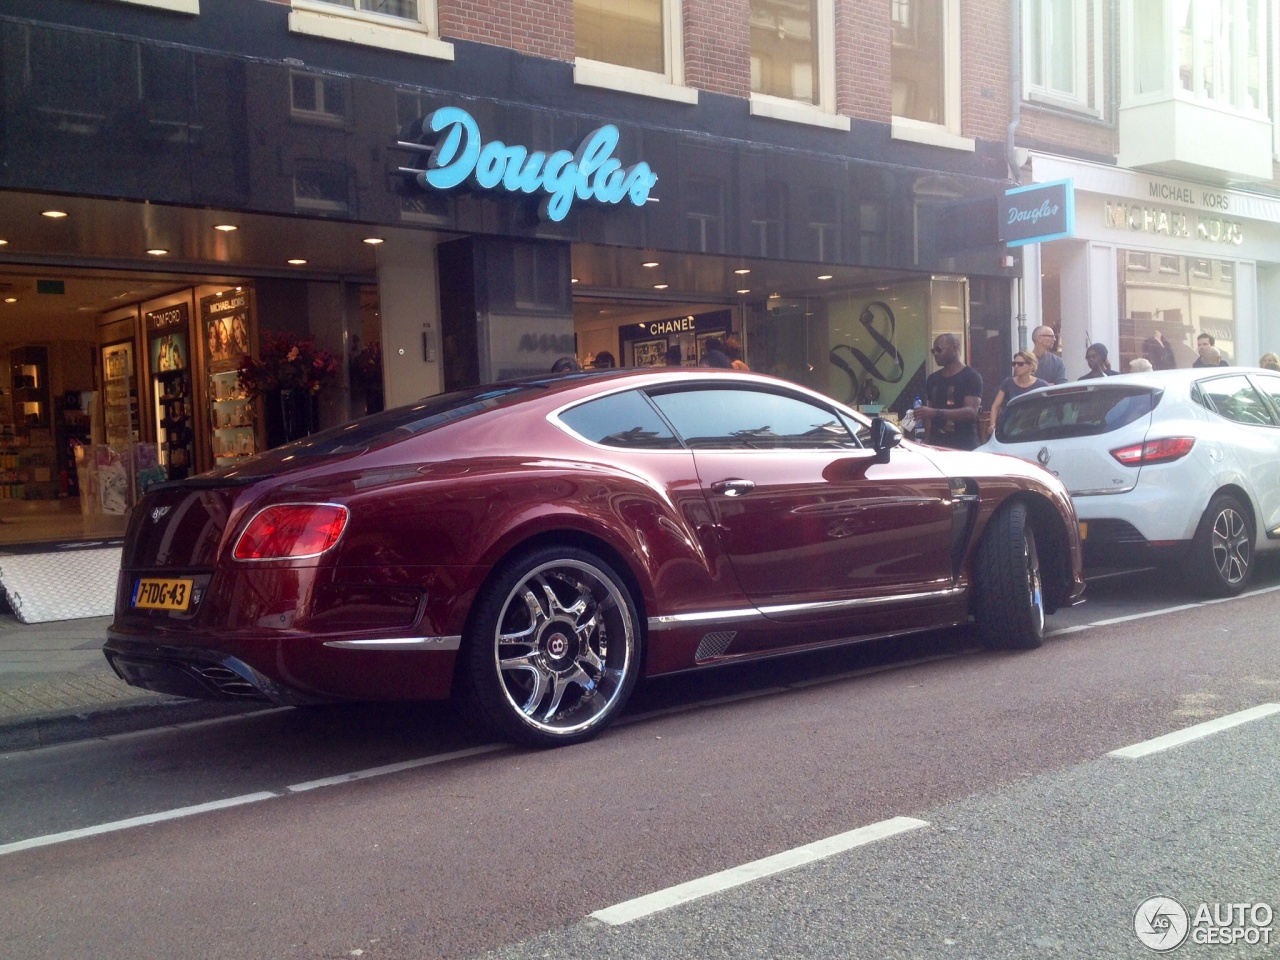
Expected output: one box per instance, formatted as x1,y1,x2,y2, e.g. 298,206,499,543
695,631,737,661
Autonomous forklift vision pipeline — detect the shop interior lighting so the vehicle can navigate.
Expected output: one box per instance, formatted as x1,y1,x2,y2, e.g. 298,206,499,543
642,261,660,268
213,224,238,232
3,297,16,304
362,237,385,245
570,278,579,283
653,283,669,290
287,258,308,265
734,268,751,275
0,239,8,246
146,248,169,256
736,288,751,294
41,210,68,219
817,274,833,280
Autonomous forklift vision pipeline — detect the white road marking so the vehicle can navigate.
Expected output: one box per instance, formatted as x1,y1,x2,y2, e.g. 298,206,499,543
286,744,507,792
0,792,277,856
590,816,930,926
1108,703,1280,759
0,746,508,858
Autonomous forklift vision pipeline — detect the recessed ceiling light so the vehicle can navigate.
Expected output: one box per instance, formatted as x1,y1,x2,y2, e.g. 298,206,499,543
736,288,751,294
213,224,238,232
570,278,579,284
288,258,308,265
653,283,669,290
734,268,751,275
3,297,17,304
0,239,8,246
362,237,384,245
146,248,169,256
642,261,660,268
41,210,68,219
818,274,833,280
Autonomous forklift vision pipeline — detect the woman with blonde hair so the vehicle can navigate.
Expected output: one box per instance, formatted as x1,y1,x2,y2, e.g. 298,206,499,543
990,350,1048,428
1260,352,1280,371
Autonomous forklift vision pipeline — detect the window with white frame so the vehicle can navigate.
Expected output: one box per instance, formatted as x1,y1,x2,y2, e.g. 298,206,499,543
1128,0,1268,114
574,0,692,101
289,0,452,60
311,0,418,20
1024,0,1087,107
747,0,843,125
890,0,961,134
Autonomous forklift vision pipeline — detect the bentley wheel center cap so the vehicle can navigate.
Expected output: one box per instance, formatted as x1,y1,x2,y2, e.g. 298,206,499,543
546,632,569,659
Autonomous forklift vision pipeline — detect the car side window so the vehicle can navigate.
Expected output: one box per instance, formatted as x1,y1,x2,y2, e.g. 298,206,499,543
647,388,858,450
1248,374,1280,422
1198,376,1277,426
558,389,683,449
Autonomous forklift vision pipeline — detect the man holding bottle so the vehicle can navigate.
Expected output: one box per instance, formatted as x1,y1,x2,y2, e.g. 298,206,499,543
915,333,983,451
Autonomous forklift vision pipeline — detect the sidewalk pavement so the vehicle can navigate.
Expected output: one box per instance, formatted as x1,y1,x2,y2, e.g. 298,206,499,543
0,613,252,751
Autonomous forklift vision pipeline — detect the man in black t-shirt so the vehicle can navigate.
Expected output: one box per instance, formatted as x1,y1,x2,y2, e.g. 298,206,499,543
918,333,983,450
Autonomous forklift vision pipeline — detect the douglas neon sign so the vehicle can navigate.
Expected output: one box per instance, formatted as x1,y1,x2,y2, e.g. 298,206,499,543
413,107,658,222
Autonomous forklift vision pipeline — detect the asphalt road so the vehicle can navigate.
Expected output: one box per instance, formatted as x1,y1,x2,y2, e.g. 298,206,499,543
2,564,1278,959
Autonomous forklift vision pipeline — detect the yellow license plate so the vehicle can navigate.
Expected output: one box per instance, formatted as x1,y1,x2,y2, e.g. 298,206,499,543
132,578,194,611
1078,521,1088,541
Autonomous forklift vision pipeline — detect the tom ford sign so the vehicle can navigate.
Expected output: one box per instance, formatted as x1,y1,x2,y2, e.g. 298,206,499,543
408,107,658,222
1000,178,1074,246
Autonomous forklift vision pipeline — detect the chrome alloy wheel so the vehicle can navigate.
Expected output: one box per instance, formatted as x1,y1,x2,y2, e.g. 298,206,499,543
1210,504,1251,586
1024,525,1045,637
492,559,635,738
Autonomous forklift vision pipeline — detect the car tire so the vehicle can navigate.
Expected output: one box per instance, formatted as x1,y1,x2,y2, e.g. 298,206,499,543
972,501,1045,650
1182,494,1253,598
460,546,641,748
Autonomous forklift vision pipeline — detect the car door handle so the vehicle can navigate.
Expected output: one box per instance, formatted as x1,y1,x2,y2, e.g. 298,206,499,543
711,479,756,497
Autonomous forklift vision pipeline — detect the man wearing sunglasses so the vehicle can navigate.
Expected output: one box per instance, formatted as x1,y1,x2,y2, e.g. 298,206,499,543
917,333,983,450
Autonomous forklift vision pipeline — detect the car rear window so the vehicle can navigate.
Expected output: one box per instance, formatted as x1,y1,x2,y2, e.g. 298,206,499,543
558,390,683,449
996,385,1160,442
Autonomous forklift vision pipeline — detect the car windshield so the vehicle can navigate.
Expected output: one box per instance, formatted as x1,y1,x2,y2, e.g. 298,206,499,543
996,385,1161,443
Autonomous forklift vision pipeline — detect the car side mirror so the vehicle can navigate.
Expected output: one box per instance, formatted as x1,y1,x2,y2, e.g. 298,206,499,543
870,417,901,463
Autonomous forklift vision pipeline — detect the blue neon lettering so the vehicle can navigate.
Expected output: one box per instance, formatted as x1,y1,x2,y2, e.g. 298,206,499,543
415,107,657,222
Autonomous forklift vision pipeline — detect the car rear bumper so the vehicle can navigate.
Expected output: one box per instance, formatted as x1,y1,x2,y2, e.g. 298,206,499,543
1078,517,1190,568
104,626,459,704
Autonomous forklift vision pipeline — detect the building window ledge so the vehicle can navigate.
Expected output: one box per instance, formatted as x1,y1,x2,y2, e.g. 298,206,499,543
749,95,850,132
114,0,199,12
573,61,698,105
1027,90,1099,119
890,116,975,152
288,3,454,61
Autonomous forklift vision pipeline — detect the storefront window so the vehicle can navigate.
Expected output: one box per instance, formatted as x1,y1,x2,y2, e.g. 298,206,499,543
744,279,966,417
1117,250,1236,369
576,0,665,74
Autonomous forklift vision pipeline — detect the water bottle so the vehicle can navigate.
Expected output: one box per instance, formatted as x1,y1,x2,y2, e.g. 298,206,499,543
911,396,924,439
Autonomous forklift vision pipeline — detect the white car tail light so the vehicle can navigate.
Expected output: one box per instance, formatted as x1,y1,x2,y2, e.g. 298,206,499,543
233,504,349,560
1109,437,1195,466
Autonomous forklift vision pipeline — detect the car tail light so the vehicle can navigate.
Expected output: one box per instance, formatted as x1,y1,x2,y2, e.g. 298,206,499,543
1109,437,1196,466
233,504,349,560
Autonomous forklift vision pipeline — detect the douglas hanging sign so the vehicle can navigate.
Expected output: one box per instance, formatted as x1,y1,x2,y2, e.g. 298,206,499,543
999,178,1074,247
404,107,658,222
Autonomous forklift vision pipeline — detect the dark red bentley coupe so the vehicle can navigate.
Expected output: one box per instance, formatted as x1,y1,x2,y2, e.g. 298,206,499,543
105,369,1084,746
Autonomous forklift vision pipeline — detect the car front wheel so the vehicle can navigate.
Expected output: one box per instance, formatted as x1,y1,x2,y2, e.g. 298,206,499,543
972,501,1045,650
461,547,640,747
1183,494,1253,598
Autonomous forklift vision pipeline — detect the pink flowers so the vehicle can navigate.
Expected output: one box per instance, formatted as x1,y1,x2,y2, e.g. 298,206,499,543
238,331,339,398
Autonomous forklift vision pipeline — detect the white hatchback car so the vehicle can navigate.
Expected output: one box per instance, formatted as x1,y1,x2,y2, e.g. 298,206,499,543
980,368,1280,596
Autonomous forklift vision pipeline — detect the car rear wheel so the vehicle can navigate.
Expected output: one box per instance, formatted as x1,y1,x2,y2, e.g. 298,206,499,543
1182,494,1253,598
461,547,640,748
972,501,1045,650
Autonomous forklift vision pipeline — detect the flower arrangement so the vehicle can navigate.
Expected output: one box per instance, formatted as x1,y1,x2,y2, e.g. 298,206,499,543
238,331,340,399
349,336,383,390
